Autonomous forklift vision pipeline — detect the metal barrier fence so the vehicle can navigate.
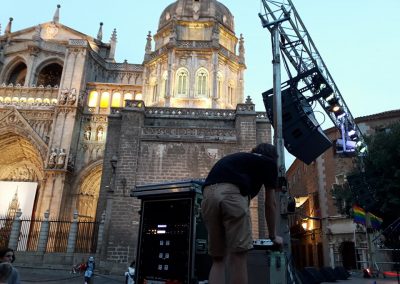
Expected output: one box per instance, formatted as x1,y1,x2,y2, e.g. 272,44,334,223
75,221,99,253
0,216,13,248
0,216,99,254
17,218,42,251
46,219,71,252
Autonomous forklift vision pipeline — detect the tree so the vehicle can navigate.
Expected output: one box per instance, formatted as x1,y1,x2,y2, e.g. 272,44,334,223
362,122,400,227
332,123,400,225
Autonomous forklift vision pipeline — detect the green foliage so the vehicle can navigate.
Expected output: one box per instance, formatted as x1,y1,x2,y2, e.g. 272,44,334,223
357,122,400,227
330,183,353,216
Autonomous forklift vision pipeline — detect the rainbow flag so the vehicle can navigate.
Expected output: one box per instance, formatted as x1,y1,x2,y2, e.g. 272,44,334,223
368,212,383,229
353,205,366,225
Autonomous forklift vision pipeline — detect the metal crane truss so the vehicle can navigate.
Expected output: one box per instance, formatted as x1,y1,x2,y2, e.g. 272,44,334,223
259,0,366,155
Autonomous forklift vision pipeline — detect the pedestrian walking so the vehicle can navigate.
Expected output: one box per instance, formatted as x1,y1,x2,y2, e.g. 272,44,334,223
125,260,135,284
84,256,95,284
0,248,20,284
0,263,12,284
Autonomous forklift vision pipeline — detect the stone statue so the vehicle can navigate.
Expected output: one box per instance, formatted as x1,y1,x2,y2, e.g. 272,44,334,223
97,128,103,141
59,89,68,105
84,128,91,141
57,148,66,168
48,148,57,168
67,88,77,105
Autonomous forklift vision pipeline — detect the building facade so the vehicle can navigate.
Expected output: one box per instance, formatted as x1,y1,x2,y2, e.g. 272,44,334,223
0,0,271,267
287,110,400,269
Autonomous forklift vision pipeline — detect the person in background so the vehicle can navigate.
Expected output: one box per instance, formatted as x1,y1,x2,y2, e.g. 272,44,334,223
84,256,95,284
125,260,135,284
0,263,13,284
201,143,283,284
0,248,20,284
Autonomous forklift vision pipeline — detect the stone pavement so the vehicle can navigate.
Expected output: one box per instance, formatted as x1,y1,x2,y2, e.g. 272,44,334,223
14,266,400,284
16,266,126,284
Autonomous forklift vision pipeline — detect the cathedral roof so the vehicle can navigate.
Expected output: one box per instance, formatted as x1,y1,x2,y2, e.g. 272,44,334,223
158,0,234,32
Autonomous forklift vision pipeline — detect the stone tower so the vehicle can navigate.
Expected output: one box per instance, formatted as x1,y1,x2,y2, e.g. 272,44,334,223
142,0,246,109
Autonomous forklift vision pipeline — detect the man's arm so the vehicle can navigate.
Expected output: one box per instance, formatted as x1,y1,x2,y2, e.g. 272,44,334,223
264,188,283,245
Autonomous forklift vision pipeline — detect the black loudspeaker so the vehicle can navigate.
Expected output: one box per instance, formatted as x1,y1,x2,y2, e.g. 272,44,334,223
334,266,350,280
262,88,332,165
302,266,326,283
319,266,337,282
132,181,212,284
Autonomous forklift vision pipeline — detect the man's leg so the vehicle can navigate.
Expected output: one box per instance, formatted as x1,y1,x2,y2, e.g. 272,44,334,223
209,256,225,284
226,251,248,284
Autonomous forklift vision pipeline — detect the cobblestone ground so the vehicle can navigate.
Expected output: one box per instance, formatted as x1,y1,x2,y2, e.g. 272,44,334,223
15,266,400,284
16,266,125,284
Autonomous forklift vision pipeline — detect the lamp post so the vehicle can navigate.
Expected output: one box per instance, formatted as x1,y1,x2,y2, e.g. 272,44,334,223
107,155,118,193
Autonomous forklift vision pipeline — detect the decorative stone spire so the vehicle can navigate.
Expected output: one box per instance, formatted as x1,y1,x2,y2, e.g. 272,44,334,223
245,96,253,104
97,22,103,41
239,33,245,64
145,31,152,55
0,23,2,36
5,17,13,35
108,28,117,61
53,4,61,23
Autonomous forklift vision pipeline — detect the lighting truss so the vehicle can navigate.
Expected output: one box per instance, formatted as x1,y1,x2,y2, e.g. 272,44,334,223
259,0,366,155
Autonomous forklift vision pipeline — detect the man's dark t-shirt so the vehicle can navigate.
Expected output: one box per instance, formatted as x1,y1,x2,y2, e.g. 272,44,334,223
203,152,277,198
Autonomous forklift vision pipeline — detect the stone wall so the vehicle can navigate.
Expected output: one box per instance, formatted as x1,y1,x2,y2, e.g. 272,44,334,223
97,100,272,268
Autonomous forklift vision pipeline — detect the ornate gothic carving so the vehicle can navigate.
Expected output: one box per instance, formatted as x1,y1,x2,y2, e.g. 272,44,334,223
47,148,67,169
7,165,38,181
59,88,77,105
45,23,59,39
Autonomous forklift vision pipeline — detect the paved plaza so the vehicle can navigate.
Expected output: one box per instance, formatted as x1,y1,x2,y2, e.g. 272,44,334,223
14,266,400,284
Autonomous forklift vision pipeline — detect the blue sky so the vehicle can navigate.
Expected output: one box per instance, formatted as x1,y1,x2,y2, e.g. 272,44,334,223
2,0,399,165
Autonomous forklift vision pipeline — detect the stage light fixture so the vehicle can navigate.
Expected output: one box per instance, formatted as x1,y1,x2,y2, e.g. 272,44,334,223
311,72,333,99
336,138,357,154
356,141,368,154
326,97,341,112
348,129,358,141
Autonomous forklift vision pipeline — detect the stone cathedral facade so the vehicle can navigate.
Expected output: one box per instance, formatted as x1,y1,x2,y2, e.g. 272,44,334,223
0,0,272,265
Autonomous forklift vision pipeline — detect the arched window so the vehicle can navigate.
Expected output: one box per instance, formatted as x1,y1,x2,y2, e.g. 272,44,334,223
123,93,133,106
7,62,27,85
152,84,158,102
176,68,189,97
217,72,223,99
195,68,208,97
228,82,235,105
36,63,63,87
88,91,98,107
161,71,168,98
100,92,110,108
111,92,121,107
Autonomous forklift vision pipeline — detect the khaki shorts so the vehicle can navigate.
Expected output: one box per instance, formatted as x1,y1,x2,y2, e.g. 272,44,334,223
201,183,253,257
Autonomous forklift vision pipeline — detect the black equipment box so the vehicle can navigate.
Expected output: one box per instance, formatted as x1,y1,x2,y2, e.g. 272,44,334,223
132,180,211,284
248,249,287,284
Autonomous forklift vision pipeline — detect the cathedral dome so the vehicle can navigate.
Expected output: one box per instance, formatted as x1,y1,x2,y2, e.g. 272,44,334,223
158,0,234,33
